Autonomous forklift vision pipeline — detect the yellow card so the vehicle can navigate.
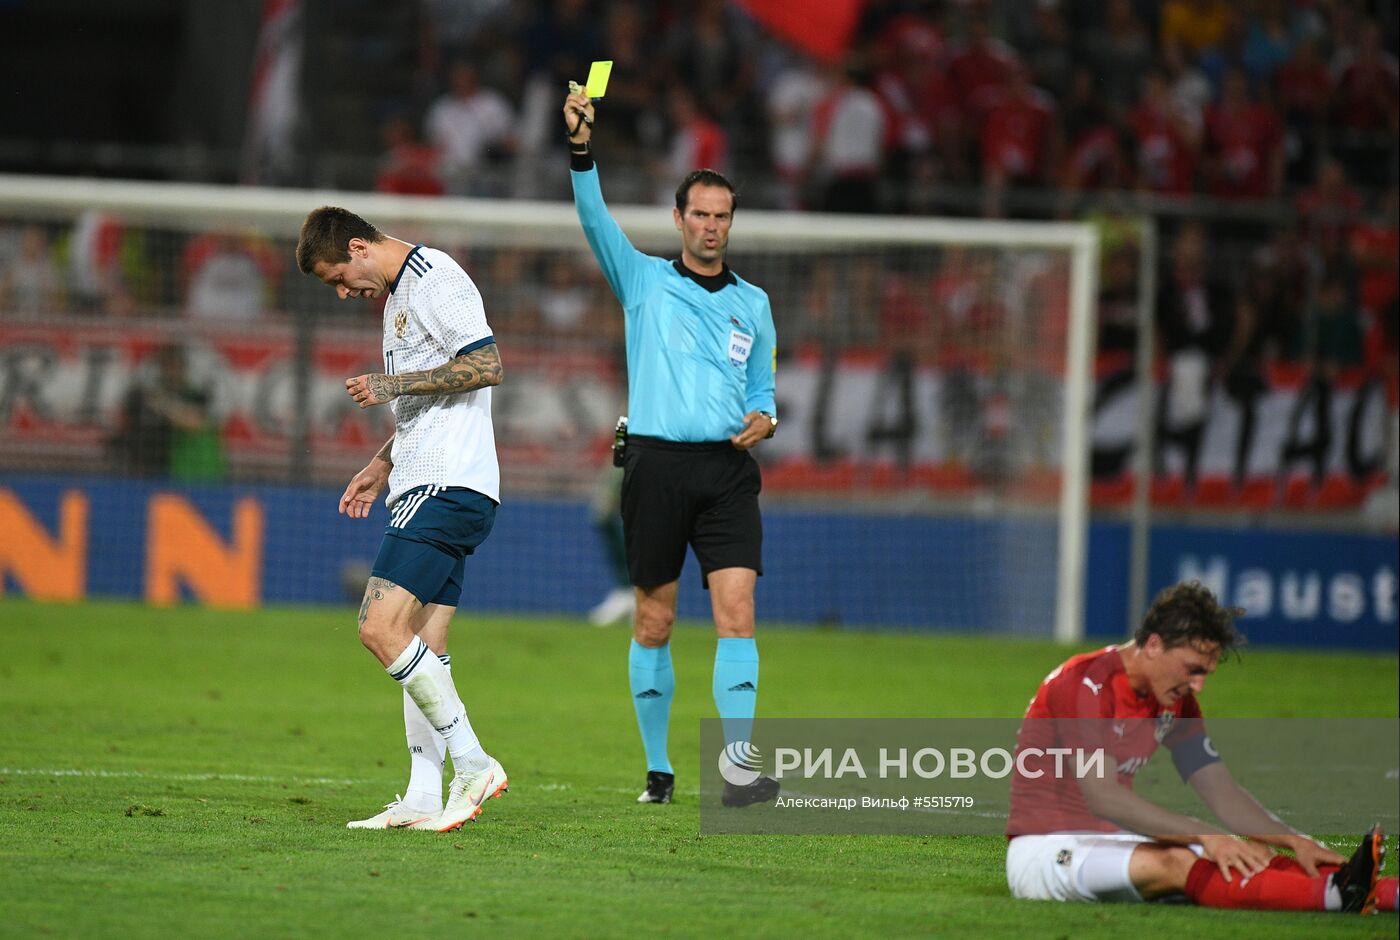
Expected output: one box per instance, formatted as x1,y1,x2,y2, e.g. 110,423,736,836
585,60,613,98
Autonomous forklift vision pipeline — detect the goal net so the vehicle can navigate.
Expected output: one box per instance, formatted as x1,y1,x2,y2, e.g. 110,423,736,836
0,174,1097,640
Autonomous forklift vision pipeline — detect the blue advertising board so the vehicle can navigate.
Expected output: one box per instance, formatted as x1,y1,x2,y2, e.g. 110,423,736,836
1,475,1394,651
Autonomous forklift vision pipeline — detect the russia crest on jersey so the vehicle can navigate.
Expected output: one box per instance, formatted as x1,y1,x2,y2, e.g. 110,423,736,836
394,309,409,339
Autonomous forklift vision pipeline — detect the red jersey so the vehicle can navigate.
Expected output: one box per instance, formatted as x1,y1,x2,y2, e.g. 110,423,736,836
947,39,1018,129
1274,60,1331,119
981,90,1054,181
1333,56,1399,131
877,273,929,345
1130,105,1197,194
1296,183,1363,256
1066,124,1128,190
1204,103,1281,199
668,116,729,179
877,14,944,65
376,142,445,196
1007,646,1212,836
1350,222,1400,316
915,69,963,141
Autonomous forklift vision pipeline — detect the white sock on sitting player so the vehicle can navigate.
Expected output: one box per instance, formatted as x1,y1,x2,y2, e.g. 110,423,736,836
386,637,489,775
402,653,451,809
1324,876,1342,911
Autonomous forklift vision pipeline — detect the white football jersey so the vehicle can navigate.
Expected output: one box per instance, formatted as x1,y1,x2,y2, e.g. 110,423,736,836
381,245,500,506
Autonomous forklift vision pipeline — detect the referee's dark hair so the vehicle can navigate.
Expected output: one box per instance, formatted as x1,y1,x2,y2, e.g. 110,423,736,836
675,169,737,214
296,206,384,274
1136,581,1246,653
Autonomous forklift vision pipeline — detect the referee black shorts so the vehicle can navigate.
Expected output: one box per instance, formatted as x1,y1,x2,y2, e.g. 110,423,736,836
620,435,763,589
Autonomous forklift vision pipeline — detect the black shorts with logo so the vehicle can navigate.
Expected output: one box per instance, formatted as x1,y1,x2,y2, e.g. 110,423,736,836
620,435,763,589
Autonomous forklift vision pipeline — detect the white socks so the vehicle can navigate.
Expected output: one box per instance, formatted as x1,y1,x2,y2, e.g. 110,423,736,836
386,637,488,776
402,653,450,810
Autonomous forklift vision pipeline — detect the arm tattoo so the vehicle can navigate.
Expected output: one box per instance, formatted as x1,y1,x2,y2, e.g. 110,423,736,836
374,436,394,463
389,343,503,398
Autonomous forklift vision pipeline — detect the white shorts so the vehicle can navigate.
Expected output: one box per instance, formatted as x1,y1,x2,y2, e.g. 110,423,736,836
1006,833,1153,903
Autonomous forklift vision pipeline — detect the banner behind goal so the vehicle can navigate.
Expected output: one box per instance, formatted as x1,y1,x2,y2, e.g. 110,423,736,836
0,175,1098,640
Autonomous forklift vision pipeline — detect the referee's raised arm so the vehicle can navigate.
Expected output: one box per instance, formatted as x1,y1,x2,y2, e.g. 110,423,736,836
564,88,649,307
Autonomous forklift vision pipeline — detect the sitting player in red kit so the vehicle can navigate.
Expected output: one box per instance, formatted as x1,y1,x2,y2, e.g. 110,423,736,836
1005,581,1396,915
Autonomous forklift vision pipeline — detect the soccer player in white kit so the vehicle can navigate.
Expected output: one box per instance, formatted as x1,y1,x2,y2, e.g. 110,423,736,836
296,206,507,832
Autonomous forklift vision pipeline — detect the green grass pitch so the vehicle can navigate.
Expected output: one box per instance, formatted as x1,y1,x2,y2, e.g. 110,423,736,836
0,598,1395,939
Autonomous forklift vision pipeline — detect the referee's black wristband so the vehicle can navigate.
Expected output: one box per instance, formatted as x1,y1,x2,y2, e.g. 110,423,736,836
569,139,594,171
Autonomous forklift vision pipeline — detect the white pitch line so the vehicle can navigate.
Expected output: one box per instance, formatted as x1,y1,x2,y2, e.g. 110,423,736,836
0,769,635,794
0,767,371,786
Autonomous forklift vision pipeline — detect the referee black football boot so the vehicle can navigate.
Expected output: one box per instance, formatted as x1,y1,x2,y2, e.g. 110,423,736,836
637,771,674,804
721,775,780,808
1332,824,1385,914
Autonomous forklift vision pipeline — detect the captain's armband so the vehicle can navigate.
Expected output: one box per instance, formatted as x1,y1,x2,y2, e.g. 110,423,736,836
1170,732,1221,782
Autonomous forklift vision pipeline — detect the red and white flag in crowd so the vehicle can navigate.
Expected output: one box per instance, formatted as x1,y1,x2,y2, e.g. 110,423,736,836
734,0,864,64
241,0,303,184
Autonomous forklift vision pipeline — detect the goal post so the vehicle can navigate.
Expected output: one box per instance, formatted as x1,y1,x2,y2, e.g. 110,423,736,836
0,173,1099,641
1061,224,1100,643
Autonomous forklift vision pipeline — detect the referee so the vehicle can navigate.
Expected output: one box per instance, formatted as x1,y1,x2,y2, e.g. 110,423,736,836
564,88,779,808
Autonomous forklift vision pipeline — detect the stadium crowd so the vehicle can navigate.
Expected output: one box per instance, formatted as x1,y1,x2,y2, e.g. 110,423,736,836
0,0,1395,422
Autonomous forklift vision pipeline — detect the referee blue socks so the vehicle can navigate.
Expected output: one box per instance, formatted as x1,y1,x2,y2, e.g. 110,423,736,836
713,637,759,746
629,640,675,775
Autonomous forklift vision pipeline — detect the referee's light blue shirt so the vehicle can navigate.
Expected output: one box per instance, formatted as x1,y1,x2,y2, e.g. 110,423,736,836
572,167,777,442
